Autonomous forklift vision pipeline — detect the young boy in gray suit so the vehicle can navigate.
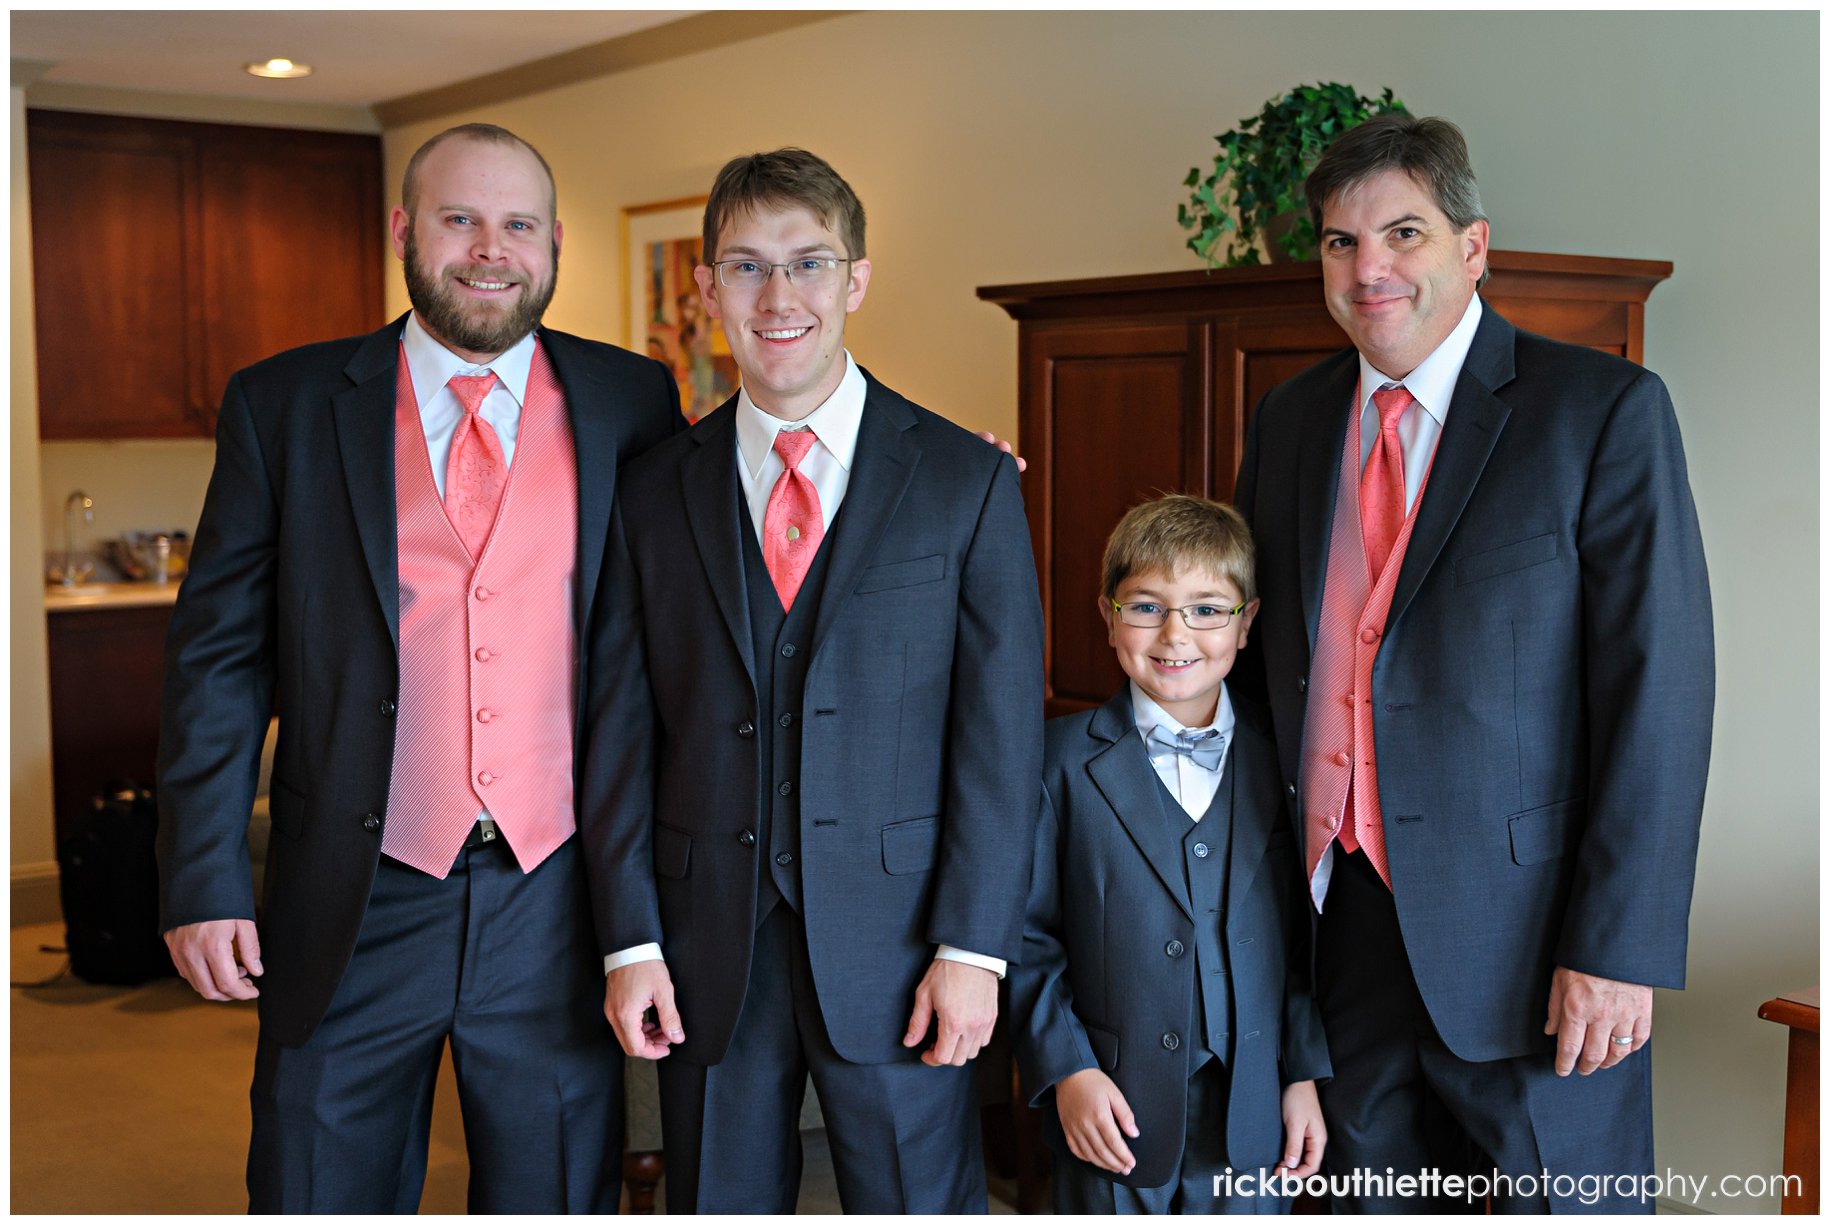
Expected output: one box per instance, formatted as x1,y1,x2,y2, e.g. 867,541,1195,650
1011,494,1330,1213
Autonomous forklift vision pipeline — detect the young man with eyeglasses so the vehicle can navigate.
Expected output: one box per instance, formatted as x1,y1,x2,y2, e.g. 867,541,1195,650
1009,493,1329,1213
589,148,1044,1212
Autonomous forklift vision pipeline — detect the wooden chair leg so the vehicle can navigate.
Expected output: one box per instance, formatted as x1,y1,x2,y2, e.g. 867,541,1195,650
623,1149,663,1214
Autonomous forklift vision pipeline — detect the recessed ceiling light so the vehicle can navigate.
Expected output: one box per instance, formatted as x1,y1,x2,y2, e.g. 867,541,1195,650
244,58,312,80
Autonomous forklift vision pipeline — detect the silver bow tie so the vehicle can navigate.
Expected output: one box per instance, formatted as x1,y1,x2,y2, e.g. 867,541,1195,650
1145,725,1227,771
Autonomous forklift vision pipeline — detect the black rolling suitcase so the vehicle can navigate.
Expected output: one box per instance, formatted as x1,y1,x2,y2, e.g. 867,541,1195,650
56,780,175,985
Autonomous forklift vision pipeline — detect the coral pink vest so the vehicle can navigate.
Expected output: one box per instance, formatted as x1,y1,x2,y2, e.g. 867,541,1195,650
382,340,580,877
1300,389,1433,891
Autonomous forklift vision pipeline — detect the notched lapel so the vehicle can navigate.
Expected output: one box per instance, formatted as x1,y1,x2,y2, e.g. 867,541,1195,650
1297,354,1358,656
543,332,617,634
806,386,919,661
1087,696,1194,921
1387,310,1517,628
1222,726,1276,937
679,402,756,685
333,326,405,650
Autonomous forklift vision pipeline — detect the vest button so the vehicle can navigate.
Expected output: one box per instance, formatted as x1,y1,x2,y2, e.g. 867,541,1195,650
780,643,796,658
738,829,756,847
1193,843,1209,858
737,721,755,737
477,771,494,786
1161,1032,1180,1051
775,852,794,867
1333,751,1351,767
1359,627,1379,644
477,709,493,723
379,699,396,717
475,586,491,601
362,813,382,832
778,781,794,796
475,648,492,662
1165,940,1185,957
779,713,795,728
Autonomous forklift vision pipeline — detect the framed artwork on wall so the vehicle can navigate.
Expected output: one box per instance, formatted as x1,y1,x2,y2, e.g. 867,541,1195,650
621,195,738,424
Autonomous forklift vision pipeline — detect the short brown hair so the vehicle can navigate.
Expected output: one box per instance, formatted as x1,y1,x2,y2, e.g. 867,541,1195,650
402,123,557,218
1101,494,1256,603
701,148,866,261
1305,112,1488,286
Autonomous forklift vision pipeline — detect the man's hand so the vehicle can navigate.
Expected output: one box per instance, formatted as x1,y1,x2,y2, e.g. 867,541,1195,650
1055,1067,1138,1174
165,919,263,1001
1279,1079,1326,1177
901,958,998,1066
604,960,684,1059
1544,966,1652,1075
974,430,1027,473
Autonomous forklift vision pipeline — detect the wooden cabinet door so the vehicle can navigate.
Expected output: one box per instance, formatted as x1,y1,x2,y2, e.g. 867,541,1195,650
28,113,208,439
46,604,175,842
197,128,384,423
1023,321,1212,713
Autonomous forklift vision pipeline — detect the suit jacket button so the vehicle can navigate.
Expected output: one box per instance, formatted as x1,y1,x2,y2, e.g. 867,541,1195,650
379,699,396,717
1297,676,1307,693
1193,843,1209,858
738,830,756,847
1161,1032,1180,1051
775,852,794,866
778,713,794,728
737,721,755,737
1165,940,1185,957
1286,783,1297,799
780,643,796,658
362,813,382,832
778,781,794,796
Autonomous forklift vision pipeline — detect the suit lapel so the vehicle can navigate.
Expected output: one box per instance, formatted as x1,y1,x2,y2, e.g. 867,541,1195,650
333,319,408,650
806,376,919,662
1087,693,1194,921
1387,306,1517,629
1296,352,1359,656
541,329,618,636
1222,718,1275,939
679,398,757,686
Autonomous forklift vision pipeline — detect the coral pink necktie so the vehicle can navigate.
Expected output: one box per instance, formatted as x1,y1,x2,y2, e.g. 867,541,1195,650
762,429,825,609
444,372,505,557
1359,385,1413,583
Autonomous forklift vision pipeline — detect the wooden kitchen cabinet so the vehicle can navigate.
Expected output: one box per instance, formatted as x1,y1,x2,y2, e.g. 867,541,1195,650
27,110,384,440
979,253,1671,716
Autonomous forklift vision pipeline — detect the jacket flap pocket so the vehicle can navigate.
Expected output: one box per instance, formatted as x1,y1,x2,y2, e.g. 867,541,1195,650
266,777,305,839
1456,532,1558,585
881,816,940,875
855,553,945,593
1084,1021,1120,1072
1508,799,1581,866
654,822,692,880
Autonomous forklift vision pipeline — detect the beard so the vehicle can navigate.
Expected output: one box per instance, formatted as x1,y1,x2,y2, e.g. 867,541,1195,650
403,224,558,357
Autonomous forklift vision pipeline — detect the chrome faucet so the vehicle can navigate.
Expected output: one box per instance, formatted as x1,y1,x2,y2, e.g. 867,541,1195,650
49,490,96,587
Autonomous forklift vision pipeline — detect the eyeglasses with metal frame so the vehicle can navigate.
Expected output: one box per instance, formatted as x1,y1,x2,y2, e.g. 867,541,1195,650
711,257,853,290
1109,599,1247,630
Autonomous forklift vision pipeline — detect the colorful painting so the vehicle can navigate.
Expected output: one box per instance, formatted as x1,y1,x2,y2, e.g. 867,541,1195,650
622,196,739,424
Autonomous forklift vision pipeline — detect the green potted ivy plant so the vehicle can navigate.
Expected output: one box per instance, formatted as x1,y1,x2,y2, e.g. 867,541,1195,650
1179,83,1405,267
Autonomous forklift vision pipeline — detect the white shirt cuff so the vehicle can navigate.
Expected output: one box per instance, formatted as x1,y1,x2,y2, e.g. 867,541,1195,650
604,943,664,975
937,945,1007,979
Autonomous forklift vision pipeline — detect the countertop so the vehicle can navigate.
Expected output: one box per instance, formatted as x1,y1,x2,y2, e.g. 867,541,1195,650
44,580,182,612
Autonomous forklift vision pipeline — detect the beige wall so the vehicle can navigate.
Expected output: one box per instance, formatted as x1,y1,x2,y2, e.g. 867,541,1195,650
385,10,1816,1210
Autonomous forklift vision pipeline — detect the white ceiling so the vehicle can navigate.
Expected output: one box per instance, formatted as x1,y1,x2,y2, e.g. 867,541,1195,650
11,10,695,108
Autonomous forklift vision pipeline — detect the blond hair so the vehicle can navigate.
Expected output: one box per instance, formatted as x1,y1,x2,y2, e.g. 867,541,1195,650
1101,494,1256,602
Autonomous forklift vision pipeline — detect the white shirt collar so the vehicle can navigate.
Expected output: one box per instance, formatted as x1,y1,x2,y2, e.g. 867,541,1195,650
1128,680,1236,742
1355,293,1483,428
401,312,537,410
735,352,866,480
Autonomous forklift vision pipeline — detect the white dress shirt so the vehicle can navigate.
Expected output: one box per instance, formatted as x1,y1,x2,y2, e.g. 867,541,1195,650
608,352,1006,979
1131,682,1236,820
1312,294,1483,907
401,313,536,498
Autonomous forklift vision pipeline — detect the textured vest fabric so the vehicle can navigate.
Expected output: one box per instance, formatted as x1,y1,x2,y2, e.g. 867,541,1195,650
1299,396,1433,886
740,488,838,923
1152,755,1236,1074
383,340,580,878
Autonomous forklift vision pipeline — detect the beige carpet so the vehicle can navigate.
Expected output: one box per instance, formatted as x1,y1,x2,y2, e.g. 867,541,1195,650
11,921,1019,1214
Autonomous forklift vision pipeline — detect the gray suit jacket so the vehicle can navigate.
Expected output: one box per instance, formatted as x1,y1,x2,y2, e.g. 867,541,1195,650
585,371,1045,1065
1232,303,1713,1062
1011,690,1330,1186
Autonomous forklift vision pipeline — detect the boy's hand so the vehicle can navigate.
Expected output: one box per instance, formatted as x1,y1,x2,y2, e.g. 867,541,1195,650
974,430,1027,472
1056,1067,1139,1175
1278,1079,1326,1178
